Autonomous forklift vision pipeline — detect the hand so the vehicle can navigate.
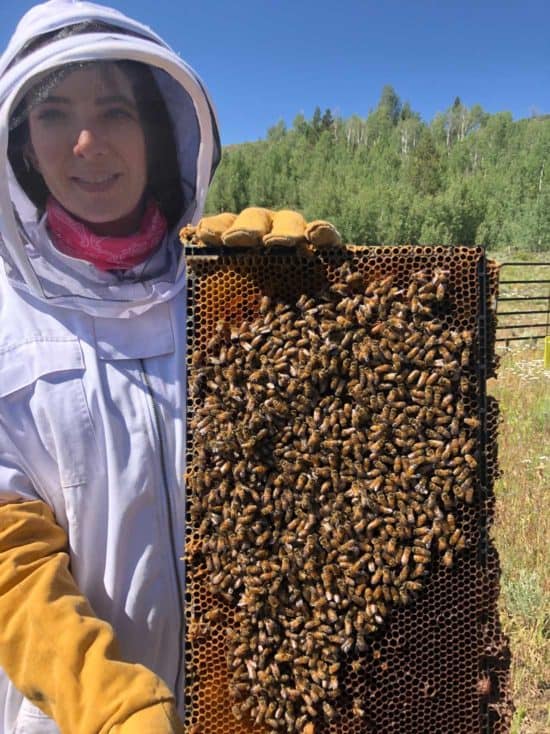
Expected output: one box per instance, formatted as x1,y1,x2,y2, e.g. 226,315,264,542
181,207,341,248
111,702,182,733
0,499,180,734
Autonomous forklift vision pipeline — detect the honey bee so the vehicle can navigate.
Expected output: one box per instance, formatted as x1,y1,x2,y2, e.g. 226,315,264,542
460,437,475,454
476,674,492,696
352,697,366,718
464,453,478,469
464,415,480,429
435,282,446,301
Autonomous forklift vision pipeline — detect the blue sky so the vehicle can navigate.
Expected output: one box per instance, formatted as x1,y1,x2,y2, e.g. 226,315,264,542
1,1,549,145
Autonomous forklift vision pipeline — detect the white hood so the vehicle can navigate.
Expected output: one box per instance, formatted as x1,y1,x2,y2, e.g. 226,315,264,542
0,0,220,317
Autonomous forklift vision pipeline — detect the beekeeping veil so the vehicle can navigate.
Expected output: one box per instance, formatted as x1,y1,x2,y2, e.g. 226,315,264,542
0,0,220,317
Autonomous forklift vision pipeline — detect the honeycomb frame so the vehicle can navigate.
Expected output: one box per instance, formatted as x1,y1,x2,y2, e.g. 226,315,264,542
182,244,512,734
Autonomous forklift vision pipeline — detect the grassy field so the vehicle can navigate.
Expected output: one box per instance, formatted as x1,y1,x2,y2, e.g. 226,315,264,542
488,248,549,732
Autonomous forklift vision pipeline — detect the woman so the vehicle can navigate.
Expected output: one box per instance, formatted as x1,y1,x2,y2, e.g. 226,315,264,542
0,1,220,732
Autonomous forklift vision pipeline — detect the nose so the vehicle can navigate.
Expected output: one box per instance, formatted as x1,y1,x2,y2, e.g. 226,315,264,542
73,128,107,158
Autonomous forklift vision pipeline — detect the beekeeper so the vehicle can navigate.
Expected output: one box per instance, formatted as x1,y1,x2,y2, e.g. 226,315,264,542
0,1,221,732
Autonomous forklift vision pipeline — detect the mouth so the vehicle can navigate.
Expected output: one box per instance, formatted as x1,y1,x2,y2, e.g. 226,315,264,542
71,173,121,192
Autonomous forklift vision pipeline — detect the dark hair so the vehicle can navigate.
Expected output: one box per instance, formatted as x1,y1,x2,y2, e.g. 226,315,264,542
7,23,184,228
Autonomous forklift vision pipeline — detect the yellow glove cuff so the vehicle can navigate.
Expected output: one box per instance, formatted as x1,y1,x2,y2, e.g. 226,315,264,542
111,701,182,734
0,500,177,734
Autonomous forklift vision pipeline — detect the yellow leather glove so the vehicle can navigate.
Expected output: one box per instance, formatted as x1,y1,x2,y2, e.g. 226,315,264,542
0,500,182,734
223,207,273,246
196,211,237,245
262,210,309,247
111,702,182,733
181,207,341,248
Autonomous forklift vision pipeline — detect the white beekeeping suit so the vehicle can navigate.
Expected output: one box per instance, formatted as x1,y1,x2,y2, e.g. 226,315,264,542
0,2,220,732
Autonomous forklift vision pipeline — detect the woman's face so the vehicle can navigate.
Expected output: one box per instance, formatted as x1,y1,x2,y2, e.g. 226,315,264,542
26,64,147,235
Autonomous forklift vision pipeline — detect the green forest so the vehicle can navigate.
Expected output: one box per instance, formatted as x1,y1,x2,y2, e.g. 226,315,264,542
205,86,549,251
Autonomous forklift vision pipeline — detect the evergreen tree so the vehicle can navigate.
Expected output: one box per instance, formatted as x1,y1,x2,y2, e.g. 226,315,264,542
406,130,442,195
378,85,402,125
312,106,323,134
321,108,334,131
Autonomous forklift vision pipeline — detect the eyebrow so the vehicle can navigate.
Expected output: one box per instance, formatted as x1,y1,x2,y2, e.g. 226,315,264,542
96,94,137,108
36,94,136,108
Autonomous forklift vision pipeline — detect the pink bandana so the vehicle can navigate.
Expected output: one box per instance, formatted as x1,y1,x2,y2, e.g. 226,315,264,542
46,196,168,272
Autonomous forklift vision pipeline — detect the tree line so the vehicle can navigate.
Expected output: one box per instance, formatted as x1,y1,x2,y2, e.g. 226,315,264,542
205,86,549,251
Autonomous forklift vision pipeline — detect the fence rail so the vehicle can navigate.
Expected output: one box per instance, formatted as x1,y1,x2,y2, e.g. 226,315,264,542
495,262,550,344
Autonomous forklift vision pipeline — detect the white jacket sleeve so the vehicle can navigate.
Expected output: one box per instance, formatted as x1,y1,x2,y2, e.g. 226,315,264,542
0,429,39,503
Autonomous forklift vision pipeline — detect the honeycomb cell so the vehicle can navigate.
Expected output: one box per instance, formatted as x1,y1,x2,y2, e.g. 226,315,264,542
182,245,512,734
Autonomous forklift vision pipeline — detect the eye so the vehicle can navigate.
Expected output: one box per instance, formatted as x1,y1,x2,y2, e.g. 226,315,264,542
104,107,136,121
35,107,66,122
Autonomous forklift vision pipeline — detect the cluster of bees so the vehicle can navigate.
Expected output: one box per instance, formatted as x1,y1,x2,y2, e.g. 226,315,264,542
188,265,479,733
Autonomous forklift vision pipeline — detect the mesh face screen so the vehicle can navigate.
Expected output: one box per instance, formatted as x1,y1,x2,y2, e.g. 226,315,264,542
183,245,511,734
